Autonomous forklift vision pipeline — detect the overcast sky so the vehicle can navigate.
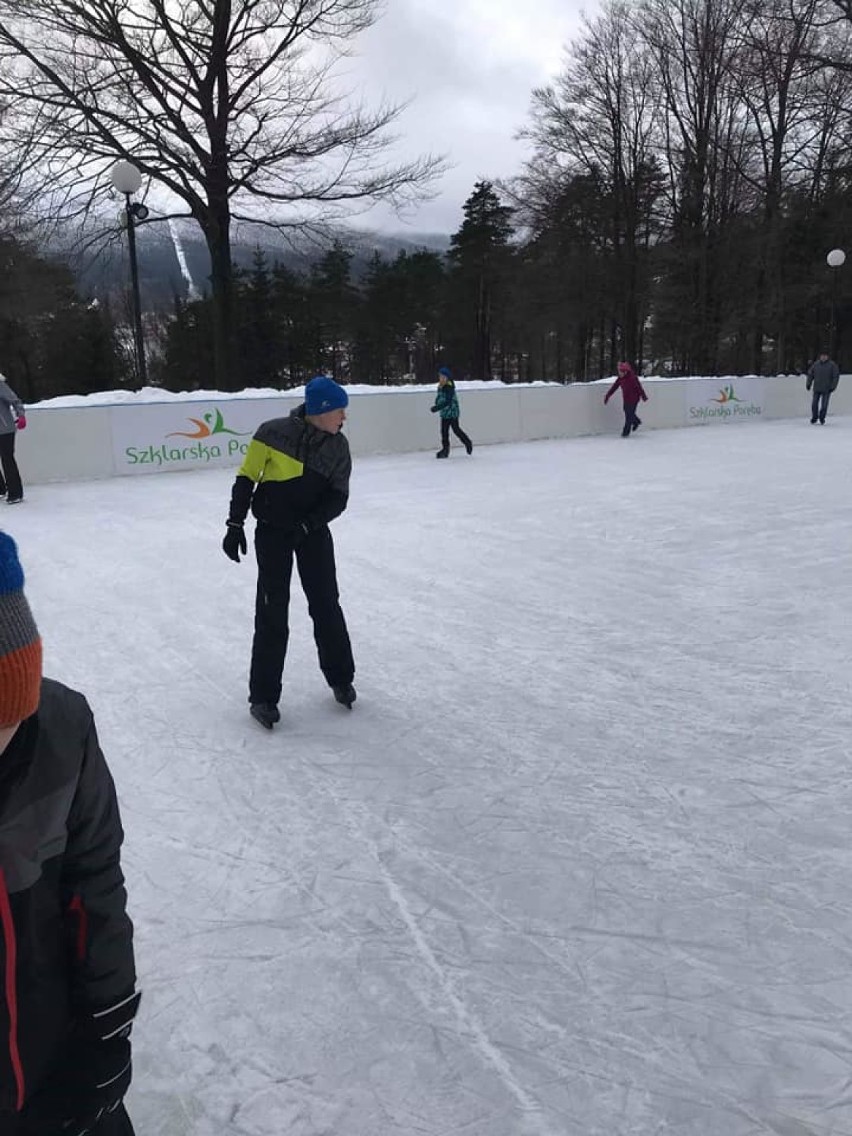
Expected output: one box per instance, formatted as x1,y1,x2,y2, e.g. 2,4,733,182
343,0,598,236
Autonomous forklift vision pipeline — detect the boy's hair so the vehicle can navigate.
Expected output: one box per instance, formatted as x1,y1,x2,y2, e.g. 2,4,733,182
0,531,42,726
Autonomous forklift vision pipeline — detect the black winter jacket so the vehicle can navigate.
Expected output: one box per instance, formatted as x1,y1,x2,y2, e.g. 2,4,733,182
806,358,840,394
228,405,351,534
0,679,136,1122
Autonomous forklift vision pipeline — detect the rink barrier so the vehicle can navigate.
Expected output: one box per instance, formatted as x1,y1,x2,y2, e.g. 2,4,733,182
17,374,851,485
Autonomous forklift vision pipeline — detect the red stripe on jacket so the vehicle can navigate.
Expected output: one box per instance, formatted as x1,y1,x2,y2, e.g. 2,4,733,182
0,869,25,1110
68,894,88,963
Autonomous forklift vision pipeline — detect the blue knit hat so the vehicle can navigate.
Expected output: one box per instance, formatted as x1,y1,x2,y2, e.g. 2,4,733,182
304,376,349,416
438,366,452,379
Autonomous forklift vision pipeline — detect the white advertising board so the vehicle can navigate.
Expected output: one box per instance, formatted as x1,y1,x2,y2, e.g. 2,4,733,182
108,398,293,475
684,378,766,425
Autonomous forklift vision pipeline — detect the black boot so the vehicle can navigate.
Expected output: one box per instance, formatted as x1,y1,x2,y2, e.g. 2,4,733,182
250,703,280,730
333,684,357,709
436,449,449,459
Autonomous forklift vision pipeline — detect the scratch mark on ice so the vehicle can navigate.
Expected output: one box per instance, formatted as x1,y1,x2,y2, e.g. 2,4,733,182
375,854,559,1136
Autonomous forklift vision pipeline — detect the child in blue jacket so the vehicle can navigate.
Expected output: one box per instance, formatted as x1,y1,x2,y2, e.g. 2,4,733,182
431,367,473,458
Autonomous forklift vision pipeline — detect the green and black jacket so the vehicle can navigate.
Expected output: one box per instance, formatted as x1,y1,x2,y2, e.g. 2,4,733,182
432,382,461,420
228,405,351,532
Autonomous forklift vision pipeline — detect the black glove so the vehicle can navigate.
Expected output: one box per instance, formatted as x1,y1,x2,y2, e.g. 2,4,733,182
222,520,247,562
430,405,438,413
63,1038,132,1134
290,521,310,549
23,993,140,1136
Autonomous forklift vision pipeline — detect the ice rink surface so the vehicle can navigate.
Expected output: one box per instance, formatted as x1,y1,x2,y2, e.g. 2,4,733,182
8,416,852,1136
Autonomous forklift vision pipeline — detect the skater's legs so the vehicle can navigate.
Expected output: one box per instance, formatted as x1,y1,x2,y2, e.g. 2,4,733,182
296,527,354,689
622,401,640,435
819,390,831,422
249,524,295,706
0,432,22,499
439,418,450,455
449,418,472,452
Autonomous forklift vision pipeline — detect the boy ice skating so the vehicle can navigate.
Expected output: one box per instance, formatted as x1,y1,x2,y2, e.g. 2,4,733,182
604,362,648,437
0,531,140,1136
222,375,356,729
431,367,473,458
806,350,840,424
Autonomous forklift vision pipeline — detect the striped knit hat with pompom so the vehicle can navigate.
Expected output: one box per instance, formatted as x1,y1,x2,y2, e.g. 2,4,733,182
0,532,41,726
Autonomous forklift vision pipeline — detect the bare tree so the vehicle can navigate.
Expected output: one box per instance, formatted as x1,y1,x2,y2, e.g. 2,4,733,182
796,1,852,75
826,0,852,21
0,0,442,387
638,0,752,372
520,1,664,367
728,0,831,369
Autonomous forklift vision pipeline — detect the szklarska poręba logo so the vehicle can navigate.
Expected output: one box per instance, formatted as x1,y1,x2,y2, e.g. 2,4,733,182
166,407,249,440
711,384,742,405
125,407,252,466
689,381,762,421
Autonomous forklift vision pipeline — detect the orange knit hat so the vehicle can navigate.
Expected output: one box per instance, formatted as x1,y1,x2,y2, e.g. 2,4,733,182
0,532,42,727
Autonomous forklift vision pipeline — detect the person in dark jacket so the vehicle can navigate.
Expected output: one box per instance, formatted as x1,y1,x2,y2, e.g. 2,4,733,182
0,377,26,504
806,351,840,424
222,376,356,729
431,367,473,458
604,362,649,437
0,531,139,1136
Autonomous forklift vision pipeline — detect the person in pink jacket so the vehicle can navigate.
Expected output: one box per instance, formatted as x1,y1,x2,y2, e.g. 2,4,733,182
604,362,648,437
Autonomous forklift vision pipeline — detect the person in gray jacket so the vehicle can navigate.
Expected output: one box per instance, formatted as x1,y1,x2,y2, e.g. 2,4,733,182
0,376,25,502
806,351,840,425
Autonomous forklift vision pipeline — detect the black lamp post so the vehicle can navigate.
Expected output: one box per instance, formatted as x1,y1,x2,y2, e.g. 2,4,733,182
826,248,846,360
110,160,150,389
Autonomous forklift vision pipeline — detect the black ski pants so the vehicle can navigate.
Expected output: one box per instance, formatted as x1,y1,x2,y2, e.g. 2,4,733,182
249,521,354,706
811,389,831,422
0,430,23,500
621,401,641,437
440,417,472,453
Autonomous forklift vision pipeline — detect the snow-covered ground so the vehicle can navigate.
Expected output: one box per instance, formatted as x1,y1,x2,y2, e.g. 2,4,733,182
7,417,852,1135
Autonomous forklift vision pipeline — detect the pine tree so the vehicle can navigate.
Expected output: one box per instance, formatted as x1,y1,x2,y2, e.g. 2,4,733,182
310,243,358,380
271,264,314,388
0,236,127,399
353,253,396,383
446,182,514,381
235,249,280,388
401,251,446,382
